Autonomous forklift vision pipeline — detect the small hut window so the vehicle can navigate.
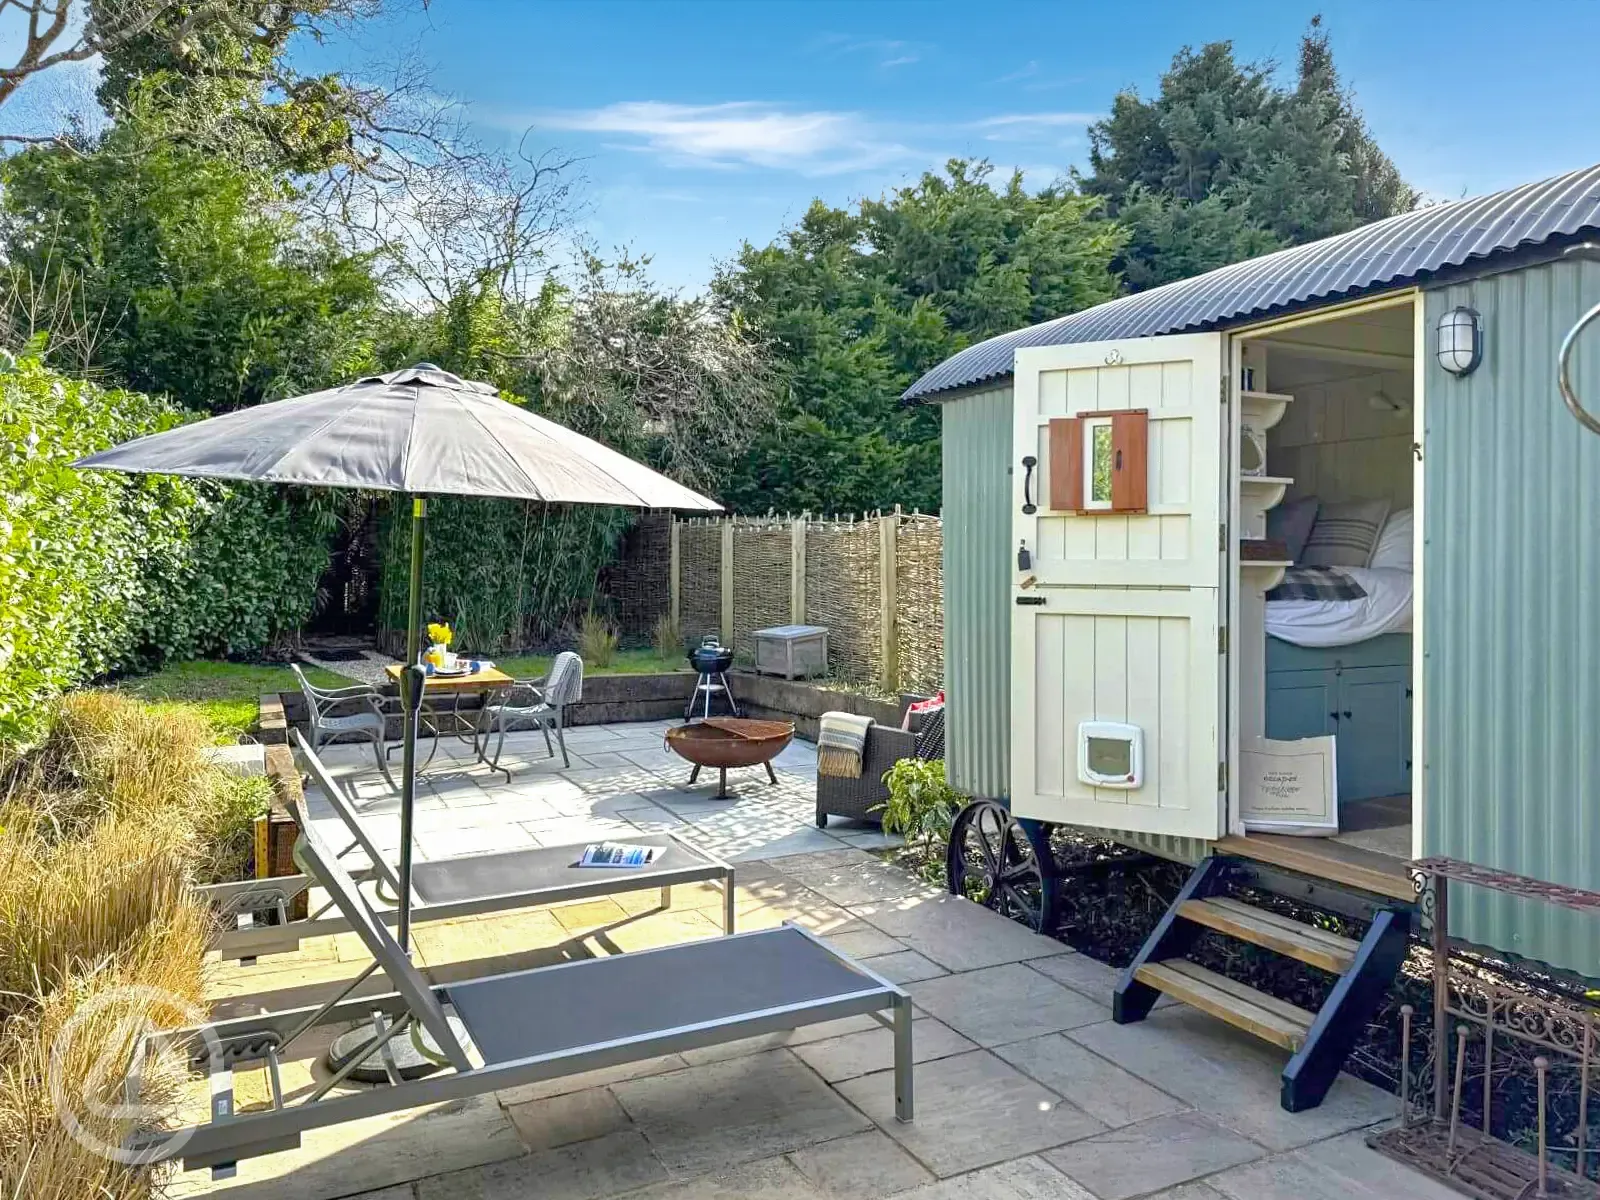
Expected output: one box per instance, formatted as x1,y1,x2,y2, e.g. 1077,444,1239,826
1048,409,1149,514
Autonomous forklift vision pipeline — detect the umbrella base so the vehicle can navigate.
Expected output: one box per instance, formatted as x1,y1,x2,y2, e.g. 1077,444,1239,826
327,1012,470,1082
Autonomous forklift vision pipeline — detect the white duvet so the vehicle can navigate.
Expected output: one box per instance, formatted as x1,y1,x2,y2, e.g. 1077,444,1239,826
1265,567,1414,648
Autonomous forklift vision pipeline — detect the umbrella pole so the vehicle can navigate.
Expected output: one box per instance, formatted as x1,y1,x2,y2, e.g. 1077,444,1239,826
397,496,427,951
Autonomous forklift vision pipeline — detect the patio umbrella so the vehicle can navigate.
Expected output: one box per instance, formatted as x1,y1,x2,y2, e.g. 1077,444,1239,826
76,363,721,953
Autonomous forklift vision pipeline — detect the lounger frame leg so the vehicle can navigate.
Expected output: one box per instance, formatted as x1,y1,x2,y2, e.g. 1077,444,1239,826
659,884,672,911
722,876,736,934
893,994,914,1122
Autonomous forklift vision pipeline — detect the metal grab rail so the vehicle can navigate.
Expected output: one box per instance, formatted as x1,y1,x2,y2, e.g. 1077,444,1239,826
1557,242,1600,436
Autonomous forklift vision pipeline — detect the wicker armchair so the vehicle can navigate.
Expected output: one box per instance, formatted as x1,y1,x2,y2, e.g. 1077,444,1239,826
815,699,945,828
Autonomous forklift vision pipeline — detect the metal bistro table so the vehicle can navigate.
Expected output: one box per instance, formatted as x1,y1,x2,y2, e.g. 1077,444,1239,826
384,662,514,771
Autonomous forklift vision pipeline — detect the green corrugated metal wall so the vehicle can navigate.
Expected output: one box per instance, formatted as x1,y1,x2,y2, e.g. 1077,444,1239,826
934,385,1209,864
940,385,1014,800
938,382,1213,865
1424,257,1600,980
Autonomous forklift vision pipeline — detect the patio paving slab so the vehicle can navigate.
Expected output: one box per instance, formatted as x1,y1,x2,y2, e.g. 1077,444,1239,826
1066,1006,1393,1152
610,1049,872,1174
621,1155,833,1199
906,963,1107,1046
504,1085,632,1151
835,1050,1105,1178
792,1016,975,1083
993,1033,1188,1130
1205,1129,1463,1200
857,948,947,984
1041,1111,1266,1200
896,1156,1096,1199
786,1130,936,1198
784,858,942,906
169,1093,523,1200
1026,952,1177,1011
493,1053,689,1107
415,1129,667,1200
849,895,1071,972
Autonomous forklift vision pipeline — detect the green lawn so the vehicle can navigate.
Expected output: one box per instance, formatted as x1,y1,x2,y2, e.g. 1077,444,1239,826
492,647,688,680
112,660,357,742
111,650,687,742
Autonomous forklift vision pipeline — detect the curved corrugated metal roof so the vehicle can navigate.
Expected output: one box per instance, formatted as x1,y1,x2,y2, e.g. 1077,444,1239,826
905,161,1600,401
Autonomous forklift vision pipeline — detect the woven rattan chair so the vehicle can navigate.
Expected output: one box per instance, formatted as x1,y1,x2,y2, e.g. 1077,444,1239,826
815,701,945,828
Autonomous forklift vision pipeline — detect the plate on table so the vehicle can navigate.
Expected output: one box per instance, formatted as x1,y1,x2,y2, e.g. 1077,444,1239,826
428,663,474,677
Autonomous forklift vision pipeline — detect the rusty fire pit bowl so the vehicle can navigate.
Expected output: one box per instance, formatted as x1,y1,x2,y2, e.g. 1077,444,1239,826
665,718,794,798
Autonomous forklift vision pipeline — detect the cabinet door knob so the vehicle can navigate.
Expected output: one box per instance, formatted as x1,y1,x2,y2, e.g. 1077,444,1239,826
1342,711,1353,720
1328,712,1340,722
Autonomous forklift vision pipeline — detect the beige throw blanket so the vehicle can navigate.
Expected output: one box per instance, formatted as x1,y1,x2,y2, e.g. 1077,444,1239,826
816,711,873,778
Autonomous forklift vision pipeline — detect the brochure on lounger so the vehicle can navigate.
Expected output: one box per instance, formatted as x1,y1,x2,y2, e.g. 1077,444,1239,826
579,842,659,868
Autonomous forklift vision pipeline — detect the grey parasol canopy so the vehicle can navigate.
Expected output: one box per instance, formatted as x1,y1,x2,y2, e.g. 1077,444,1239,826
75,363,721,1000
75,363,721,510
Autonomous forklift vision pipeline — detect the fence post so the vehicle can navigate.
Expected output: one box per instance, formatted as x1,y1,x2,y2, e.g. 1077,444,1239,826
668,516,681,633
878,511,899,693
790,517,807,624
720,519,735,647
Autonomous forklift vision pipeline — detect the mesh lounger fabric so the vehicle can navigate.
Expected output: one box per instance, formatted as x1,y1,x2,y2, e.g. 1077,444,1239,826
409,836,703,905
446,927,883,1066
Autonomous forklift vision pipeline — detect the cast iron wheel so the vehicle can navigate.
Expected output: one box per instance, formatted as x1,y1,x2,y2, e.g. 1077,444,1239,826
945,800,1059,933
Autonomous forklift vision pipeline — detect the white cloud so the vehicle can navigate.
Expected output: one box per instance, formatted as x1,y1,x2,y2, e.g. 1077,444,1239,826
970,112,1097,144
527,101,919,175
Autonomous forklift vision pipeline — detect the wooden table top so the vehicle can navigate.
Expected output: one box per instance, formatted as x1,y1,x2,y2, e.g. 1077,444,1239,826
383,663,514,692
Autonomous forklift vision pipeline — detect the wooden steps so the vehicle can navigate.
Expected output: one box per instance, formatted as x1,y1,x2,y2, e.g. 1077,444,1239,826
1213,833,1415,901
1178,897,1358,974
1113,854,1415,1112
1133,960,1314,1051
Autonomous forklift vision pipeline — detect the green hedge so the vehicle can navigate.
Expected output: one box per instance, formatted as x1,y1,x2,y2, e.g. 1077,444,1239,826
0,354,329,744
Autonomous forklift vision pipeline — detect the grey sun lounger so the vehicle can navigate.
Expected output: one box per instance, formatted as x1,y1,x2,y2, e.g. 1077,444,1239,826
127,794,913,1177
201,731,735,961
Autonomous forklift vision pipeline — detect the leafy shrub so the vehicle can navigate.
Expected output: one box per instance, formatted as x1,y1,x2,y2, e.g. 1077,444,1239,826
578,610,619,667
652,613,684,661
876,756,963,850
0,353,328,745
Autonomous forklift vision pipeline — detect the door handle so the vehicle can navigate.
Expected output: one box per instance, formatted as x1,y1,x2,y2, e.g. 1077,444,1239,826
1016,595,1047,606
1021,456,1037,514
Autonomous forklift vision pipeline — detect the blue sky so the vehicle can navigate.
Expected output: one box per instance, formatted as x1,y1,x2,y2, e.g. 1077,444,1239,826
125,2,1600,293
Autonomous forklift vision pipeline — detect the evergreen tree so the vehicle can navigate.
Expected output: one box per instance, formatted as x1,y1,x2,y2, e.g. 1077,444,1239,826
1080,17,1415,290
714,160,1125,513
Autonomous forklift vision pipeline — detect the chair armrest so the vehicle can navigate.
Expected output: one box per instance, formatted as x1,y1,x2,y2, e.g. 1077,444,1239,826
308,681,380,700
861,725,917,775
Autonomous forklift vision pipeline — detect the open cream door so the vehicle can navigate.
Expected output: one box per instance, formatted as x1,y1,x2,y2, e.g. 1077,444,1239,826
1011,333,1227,841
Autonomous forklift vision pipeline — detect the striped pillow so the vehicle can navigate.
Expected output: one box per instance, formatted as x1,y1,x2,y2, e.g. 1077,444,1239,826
1300,499,1391,568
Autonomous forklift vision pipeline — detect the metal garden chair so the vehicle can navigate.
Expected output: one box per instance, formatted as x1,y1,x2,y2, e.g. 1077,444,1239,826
290,662,396,790
475,651,584,776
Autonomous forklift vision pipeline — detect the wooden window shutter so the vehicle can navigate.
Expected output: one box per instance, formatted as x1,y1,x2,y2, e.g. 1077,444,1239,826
1047,417,1082,512
1110,410,1149,513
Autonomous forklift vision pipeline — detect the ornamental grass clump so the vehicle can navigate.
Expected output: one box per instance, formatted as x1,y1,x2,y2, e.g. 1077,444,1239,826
0,691,266,1200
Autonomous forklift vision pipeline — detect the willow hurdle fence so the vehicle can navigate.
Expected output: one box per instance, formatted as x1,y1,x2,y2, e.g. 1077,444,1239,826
619,509,942,694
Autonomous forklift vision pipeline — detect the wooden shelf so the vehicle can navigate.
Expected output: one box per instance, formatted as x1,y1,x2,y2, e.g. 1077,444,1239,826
1239,475,1292,513
1241,390,1294,431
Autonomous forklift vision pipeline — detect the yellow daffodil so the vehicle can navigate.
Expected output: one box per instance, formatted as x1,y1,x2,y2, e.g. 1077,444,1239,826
426,621,453,647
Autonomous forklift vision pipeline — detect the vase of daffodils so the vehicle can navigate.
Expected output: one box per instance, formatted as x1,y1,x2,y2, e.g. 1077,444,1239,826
424,621,455,669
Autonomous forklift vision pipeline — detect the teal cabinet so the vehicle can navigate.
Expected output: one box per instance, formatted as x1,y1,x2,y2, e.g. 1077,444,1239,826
1336,666,1411,801
1264,636,1412,805
1265,669,1337,743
